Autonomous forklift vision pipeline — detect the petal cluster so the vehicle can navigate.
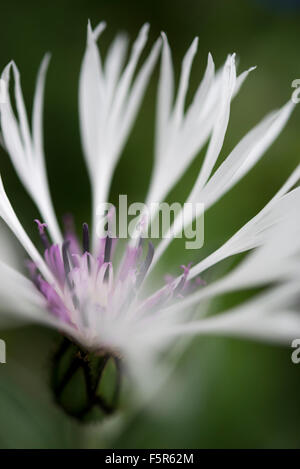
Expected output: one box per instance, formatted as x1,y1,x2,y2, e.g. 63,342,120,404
0,21,298,386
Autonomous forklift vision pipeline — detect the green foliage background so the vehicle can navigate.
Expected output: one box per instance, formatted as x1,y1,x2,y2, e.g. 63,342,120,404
0,0,300,448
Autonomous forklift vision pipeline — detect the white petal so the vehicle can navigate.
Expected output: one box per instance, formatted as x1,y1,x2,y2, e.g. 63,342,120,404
79,23,159,251
162,202,300,318
151,100,295,266
199,101,295,209
188,165,300,278
182,52,215,135
163,282,300,345
0,260,58,329
10,62,32,160
0,60,62,244
114,37,162,159
107,23,150,152
155,32,174,157
0,176,53,283
167,310,300,345
0,221,22,270
79,20,106,176
104,33,129,110
146,45,255,218
172,37,198,127
189,54,236,192
32,54,51,167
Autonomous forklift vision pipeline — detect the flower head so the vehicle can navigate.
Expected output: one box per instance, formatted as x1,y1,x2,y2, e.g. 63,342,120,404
0,21,299,411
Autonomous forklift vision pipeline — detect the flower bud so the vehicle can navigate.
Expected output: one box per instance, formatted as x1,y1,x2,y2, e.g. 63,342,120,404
51,338,122,422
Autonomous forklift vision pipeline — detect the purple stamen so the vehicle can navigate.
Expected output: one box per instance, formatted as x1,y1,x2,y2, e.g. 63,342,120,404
103,237,113,282
104,236,112,263
45,245,65,288
173,263,192,296
195,277,206,286
38,276,71,323
62,241,72,282
34,219,50,250
26,260,40,288
82,223,90,253
136,241,154,289
138,283,173,314
63,214,81,267
29,214,205,331
62,240,80,309
26,259,71,324
118,245,142,282
82,223,91,272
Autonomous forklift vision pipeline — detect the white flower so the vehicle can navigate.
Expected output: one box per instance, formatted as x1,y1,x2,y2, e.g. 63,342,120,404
0,21,299,401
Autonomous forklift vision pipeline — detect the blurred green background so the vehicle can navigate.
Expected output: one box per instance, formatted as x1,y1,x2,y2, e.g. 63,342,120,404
0,0,300,448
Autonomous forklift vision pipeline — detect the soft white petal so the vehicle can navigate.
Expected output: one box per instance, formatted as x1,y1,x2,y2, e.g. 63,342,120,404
104,33,129,110
161,203,300,318
0,221,22,270
79,22,159,251
163,282,300,345
155,32,174,157
181,52,215,134
0,60,62,244
0,176,53,283
151,100,295,266
172,37,198,127
107,23,150,154
190,54,236,192
32,54,51,167
114,38,162,159
0,260,58,329
188,165,300,278
79,21,106,176
199,101,295,209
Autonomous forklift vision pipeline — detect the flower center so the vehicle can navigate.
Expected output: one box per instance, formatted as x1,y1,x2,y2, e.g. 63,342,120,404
27,217,204,350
